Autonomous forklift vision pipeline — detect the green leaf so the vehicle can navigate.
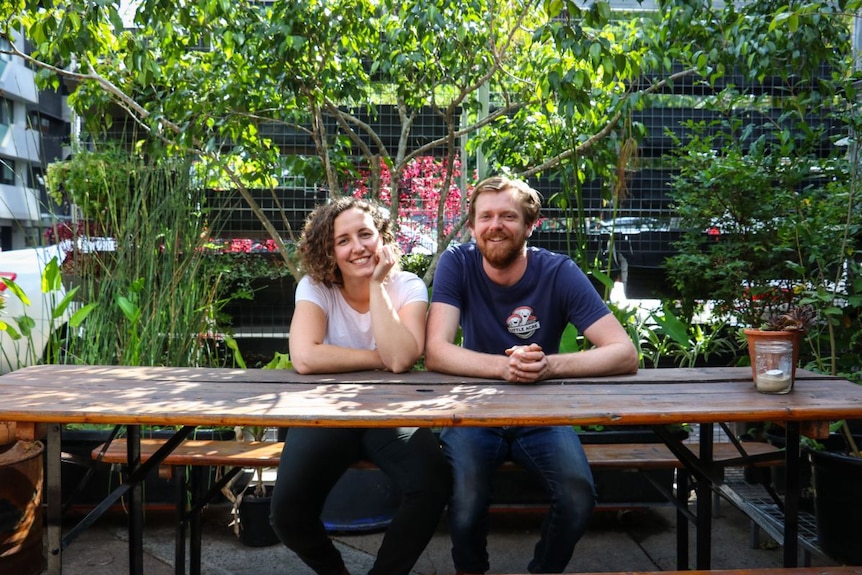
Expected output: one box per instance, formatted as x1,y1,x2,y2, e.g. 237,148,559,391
559,324,582,353
769,11,792,33
1,278,30,306
15,315,36,338
788,13,799,33
115,295,141,323
652,304,690,347
42,256,62,293
264,351,293,370
590,268,614,292
70,303,98,328
51,286,81,321
545,0,564,18
224,336,247,369
1,322,22,340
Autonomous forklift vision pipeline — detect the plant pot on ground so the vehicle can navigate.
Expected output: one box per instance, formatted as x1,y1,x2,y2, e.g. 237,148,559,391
228,425,280,546
0,438,45,575
805,425,862,565
234,481,280,547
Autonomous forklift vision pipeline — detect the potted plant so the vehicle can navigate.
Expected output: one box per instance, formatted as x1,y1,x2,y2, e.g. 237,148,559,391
0,427,45,575
804,421,862,565
742,304,817,383
227,424,281,547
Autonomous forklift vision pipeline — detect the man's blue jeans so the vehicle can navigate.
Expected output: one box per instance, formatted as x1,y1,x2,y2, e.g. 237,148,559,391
440,426,596,574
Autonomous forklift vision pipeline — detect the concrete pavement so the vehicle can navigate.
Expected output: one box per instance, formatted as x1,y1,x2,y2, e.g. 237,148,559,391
46,496,840,575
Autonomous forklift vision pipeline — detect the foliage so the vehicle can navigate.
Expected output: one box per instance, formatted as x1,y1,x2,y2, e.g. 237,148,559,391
350,155,467,280
204,252,294,297
0,257,93,369
6,0,860,282
45,144,135,222
762,304,817,333
792,161,862,383
400,253,432,279
613,299,738,369
56,149,232,368
665,123,826,328
264,351,293,370
665,101,861,383
646,304,737,369
0,0,744,280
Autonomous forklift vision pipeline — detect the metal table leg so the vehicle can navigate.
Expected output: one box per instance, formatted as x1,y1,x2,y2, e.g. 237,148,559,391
783,422,801,567
695,423,714,569
46,423,63,575
127,425,143,575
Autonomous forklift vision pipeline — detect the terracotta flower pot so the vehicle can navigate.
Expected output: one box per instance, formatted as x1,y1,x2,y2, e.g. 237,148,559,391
743,328,801,383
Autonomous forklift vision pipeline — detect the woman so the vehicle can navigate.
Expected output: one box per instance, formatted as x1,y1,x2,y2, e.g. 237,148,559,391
270,197,450,575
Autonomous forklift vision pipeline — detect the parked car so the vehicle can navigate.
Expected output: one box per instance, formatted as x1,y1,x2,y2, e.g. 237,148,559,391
0,245,71,374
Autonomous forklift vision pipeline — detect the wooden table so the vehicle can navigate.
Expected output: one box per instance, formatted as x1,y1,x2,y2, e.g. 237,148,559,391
1,364,861,575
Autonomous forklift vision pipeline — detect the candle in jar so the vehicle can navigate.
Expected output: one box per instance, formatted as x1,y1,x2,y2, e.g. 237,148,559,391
757,369,791,393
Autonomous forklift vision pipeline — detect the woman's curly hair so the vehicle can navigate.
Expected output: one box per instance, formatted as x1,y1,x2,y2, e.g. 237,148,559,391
299,197,398,287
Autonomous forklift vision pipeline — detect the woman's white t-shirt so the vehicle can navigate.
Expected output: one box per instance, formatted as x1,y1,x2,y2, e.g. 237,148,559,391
294,271,428,350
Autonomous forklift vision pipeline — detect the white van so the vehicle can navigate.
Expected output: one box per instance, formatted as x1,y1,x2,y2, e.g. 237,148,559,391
0,245,71,374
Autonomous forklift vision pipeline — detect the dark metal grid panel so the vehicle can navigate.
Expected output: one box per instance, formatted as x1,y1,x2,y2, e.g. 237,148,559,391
722,466,825,560
207,186,328,241
527,172,679,268
220,274,296,338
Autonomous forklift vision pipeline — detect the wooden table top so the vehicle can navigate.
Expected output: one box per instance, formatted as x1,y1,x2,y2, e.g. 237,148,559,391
1,364,859,431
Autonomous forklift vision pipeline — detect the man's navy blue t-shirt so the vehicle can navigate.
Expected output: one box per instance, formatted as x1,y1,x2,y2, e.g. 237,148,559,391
431,242,611,355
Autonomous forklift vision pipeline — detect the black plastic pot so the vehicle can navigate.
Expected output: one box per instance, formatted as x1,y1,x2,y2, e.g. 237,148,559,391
806,433,862,565
766,427,845,506
237,485,280,547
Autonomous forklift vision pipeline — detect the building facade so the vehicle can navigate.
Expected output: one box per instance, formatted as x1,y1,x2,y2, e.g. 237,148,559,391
0,29,70,251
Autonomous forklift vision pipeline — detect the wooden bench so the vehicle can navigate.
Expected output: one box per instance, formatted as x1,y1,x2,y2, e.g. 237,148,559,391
93,437,783,471
91,437,783,575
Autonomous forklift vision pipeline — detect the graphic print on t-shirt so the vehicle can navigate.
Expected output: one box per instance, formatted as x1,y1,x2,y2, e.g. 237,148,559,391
506,306,540,339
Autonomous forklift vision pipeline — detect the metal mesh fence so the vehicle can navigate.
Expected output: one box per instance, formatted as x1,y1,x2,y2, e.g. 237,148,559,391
204,57,839,332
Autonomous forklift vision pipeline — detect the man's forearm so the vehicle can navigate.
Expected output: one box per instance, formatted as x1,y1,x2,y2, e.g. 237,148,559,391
425,342,507,379
546,342,639,379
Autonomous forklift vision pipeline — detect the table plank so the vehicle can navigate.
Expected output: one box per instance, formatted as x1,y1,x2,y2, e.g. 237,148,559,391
0,365,856,429
4,364,857,575
0,364,831,385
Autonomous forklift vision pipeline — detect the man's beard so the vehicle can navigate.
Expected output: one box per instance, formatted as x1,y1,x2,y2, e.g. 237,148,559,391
478,234,524,269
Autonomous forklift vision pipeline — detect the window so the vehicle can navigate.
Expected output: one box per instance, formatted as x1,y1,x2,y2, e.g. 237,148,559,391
0,98,10,125
0,159,14,185
0,37,11,62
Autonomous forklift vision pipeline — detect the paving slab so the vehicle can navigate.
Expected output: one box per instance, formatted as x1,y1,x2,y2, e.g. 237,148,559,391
45,498,839,575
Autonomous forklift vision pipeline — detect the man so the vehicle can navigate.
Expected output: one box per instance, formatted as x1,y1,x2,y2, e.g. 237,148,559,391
425,175,639,574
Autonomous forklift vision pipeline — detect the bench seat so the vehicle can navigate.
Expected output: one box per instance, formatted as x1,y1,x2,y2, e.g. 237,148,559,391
93,438,783,471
